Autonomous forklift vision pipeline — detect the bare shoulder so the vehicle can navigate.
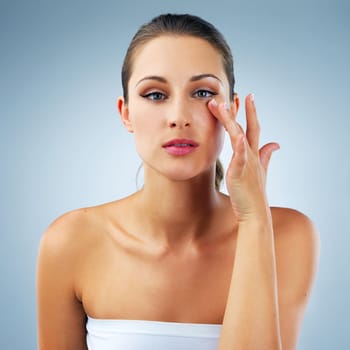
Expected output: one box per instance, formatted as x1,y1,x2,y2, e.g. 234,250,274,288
37,201,131,349
271,207,320,254
37,206,106,350
270,206,320,302
271,207,317,235
38,206,105,300
38,198,131,269
39,206,100,258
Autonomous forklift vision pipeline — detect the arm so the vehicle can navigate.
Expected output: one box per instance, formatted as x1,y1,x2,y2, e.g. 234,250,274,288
208,95,319,349
37,211,88,350
275,208,320,350
219,217,282,349
219,209,319,350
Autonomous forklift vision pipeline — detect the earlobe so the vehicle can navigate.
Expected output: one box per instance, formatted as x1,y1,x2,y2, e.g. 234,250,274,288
117,96,134,133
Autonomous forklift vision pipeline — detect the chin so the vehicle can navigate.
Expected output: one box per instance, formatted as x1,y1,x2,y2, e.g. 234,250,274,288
142,152,217,184
155,162,215,185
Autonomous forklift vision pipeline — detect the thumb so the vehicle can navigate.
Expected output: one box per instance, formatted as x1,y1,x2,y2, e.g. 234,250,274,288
259,142,280,171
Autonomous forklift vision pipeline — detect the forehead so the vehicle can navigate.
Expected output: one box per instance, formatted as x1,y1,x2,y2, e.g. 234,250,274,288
130,35,226,83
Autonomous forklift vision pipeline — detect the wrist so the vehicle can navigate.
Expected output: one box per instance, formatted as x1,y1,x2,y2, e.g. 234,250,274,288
236,209,273,231
232,200,272,223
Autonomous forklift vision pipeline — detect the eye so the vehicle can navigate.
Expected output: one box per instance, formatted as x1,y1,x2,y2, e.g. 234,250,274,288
142,91,167,101
193,89,217,99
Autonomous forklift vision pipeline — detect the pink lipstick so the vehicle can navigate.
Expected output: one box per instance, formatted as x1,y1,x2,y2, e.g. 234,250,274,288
162,138,199,156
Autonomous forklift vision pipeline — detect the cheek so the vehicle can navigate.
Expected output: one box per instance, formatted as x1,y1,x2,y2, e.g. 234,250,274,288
195,103,222,135
130,105,162,135
215,126,225,154
128,108,164,158
195,106,225,156
193,102,213,123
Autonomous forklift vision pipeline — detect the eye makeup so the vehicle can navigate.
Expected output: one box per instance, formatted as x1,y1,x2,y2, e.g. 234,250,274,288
192,89,218,99
141,91,167,101
135,74,224,102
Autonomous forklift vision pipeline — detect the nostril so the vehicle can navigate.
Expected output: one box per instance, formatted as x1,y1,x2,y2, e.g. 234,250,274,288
168,120,190,128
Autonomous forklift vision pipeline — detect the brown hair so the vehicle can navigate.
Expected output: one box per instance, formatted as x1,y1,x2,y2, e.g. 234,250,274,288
122,13,235,190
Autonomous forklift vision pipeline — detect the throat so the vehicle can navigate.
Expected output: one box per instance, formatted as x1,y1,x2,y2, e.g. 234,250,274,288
134,186,221,249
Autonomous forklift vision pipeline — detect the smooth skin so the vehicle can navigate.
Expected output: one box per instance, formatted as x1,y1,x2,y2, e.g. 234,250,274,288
37,36,320,350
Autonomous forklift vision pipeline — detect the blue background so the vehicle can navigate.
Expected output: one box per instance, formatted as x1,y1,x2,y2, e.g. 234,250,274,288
1,0,349,348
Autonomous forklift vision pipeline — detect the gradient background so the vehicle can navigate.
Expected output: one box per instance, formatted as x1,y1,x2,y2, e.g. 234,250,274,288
1,0,349,348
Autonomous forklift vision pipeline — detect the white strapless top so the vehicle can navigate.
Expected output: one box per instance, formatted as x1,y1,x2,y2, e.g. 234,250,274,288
86,316,222,350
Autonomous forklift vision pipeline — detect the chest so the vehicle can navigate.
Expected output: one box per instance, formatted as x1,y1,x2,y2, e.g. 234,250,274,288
80,235,236,324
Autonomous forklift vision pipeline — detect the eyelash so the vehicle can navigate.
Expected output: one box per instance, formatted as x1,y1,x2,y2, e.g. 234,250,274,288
142,91,166,101
193,89,217,98
141,89,217,101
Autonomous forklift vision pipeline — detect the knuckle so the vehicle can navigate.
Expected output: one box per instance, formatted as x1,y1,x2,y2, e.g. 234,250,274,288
236,156,246,168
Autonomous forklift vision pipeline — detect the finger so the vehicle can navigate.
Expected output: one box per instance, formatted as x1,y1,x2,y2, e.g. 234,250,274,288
208,98,241,146
227,134,247,179
235,121,245,134
245,93,260,152
259,142,280,171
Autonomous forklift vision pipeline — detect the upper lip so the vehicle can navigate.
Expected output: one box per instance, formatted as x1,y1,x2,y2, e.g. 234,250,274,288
162,138,199,147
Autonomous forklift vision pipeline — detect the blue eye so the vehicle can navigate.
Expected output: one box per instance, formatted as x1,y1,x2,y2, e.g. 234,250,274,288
142,92,166,101
194,90,216,98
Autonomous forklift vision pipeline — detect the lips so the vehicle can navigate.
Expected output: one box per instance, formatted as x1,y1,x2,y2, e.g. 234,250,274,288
162,138,199,148
162,138,199,156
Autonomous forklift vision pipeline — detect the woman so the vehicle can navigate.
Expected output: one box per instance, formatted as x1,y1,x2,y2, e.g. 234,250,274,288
37,13,320,350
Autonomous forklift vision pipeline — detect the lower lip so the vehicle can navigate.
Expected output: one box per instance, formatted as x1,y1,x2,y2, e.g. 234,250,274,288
163,145,197,156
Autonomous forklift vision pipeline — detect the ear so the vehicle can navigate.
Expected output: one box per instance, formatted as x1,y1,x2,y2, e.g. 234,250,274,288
231,93,240,115
117,96,134,133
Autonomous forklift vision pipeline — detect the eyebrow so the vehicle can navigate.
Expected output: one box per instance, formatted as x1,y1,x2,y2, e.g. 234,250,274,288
136,75,167,86
190,74,223,85
135,74,223,87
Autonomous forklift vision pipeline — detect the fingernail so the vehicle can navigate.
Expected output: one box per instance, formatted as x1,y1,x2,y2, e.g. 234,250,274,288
271,144,280,153
210,98,218,107
250,93,255,103
223,102,230,110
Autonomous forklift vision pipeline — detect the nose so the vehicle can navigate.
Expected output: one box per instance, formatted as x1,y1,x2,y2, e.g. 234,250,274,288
167,99,192,129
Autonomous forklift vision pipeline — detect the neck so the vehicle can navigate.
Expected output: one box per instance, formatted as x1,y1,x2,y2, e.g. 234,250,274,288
134,165,221,249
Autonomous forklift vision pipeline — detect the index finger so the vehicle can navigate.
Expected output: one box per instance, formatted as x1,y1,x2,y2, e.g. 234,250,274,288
208,98,241,143
245,93,260,152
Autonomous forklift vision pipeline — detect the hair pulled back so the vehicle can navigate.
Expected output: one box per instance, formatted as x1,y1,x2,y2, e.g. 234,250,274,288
121,13,236,190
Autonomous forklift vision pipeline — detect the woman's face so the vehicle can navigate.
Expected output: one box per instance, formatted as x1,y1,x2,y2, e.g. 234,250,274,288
118,35,234,183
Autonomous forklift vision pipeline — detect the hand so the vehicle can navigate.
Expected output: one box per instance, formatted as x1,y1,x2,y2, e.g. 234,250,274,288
208,94,280,222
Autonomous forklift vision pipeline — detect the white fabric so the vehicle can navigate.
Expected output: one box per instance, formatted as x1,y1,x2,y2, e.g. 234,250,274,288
86,316,222,350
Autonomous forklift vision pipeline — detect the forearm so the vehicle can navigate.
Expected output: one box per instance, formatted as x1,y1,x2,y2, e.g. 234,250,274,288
218,217,282,350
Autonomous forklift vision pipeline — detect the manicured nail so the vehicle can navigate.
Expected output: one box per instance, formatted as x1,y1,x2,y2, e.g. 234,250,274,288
223,102,230,110
210,98,218,107
250,93,255,103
